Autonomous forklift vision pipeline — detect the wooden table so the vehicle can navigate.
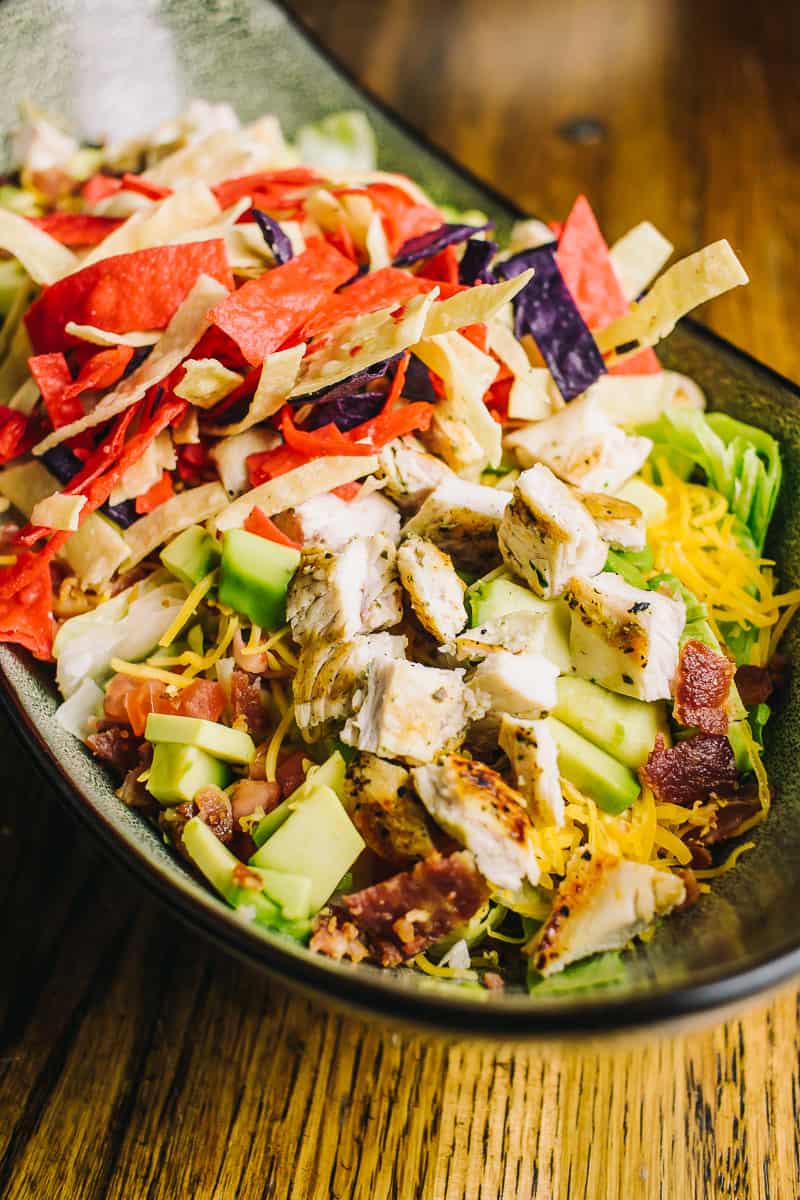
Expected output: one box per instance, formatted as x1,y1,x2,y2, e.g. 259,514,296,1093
2,1,799,1195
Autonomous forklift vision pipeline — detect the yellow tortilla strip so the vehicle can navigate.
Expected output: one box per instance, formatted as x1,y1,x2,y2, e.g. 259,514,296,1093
205,343,305,436
143,116,294,188
0,208,77,284
123,481,229,567
422,271,534,338
609,221,674,302
596,240,748,365
30,492,86,531
487,321,553,421
214,455,379,533
78,182,221,268
174,358,243,408
413,332,501,470
64,323,161,347
34,273,230,454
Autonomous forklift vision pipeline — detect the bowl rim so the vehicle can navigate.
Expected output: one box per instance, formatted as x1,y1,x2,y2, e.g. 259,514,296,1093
3,0,800,1038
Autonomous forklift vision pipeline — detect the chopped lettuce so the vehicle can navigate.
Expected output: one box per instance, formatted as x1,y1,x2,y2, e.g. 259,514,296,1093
294,111,376,173
527,951,627,995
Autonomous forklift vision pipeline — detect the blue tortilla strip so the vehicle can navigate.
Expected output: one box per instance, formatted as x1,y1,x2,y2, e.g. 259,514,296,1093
394,222,492,268
403,354,437,402
251,209,294,265
495,243,606,401
300,389,387,432
288,356,398,413
459,238,497,284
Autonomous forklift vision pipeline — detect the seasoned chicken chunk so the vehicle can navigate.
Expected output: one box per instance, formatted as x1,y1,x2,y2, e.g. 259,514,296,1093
499,715,564,827
565,573,685,702
412,755,540,891
376,435,453,511
442,612,546,664
344,753,438,866
528,850,685,976
505,392,653,493
287,534,402,643
293,633,406,740
275,490,401,549
498,464,607,598
402,477,510,574
342,658,470,765
397,535,466,642
578,492,646,551
468,650,559,720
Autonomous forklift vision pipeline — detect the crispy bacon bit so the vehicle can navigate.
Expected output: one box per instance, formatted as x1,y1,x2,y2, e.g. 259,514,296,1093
86,726,142,773
230,669,268,740
313,851,489,967
735,655,790,707
159,785,233,860
309,914,370,964
675,869,701,912
674,639,734,735
231,861,264,890
642,733,737,807
117,742,155,812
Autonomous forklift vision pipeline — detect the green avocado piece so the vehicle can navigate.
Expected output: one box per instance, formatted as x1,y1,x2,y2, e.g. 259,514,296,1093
146,742,230,806
145,712,255,765
553,676,667,769
250,868,313,920
249,784,365,912
467,576,571,671
160,524,221,587
546,717,641,815
218,529,300,630
251,750,347,848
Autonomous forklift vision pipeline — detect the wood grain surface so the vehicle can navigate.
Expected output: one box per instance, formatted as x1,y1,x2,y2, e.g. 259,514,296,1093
2,1,800,1197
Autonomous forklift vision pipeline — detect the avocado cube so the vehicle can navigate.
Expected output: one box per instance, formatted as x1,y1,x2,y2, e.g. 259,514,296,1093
250,868,313,920
546,717,641,815
145,712,255,765
467,576,572,671
147,742,230,806
219,529,301,630
160,524,221,587
249,785,365,911
251,750,347,848
553,676,667,769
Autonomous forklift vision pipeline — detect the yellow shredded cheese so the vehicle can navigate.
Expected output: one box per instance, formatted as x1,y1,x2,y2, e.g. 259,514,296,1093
693,841,756,880
158,571,217,648
109,658,195,689
264,703,295,783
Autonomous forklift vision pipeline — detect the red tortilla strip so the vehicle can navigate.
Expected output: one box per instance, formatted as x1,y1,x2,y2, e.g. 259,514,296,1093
213,167,320,211
300,266,425,339
27,213,125,247
642,733,737,807
25,240,234,354
674,639,735,734
0,407,31,464
28,352,80,428
134,469,174,514
0,550,55,660
120,173,172,200
349,182,442,255
206,238,354,366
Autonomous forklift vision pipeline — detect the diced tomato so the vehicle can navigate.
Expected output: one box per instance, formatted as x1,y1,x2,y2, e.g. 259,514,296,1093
135,470,174,514
103,673,140,722
126,680,167,736
120,173,172,200
168,679,226,722
244,506,301,548
275,749,308,799
28,213,125,247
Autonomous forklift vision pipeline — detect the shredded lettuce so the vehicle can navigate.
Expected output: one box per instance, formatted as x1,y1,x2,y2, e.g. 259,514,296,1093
294,111,376,173
527,951,627,995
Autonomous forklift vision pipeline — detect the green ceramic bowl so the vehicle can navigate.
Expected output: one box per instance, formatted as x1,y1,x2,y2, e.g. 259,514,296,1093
1,0,799,1038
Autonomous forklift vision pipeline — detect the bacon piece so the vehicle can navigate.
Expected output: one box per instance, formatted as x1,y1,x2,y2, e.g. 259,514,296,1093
309,914,370,964
230,669,268,740
86,726,142,773
641,733,737,807
159,785,234,861
673,639,734,735
312,851,489,967
675,869,701,912
735,656,789,707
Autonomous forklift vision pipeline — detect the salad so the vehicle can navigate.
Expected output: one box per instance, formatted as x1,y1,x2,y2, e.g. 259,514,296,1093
0,101,795,994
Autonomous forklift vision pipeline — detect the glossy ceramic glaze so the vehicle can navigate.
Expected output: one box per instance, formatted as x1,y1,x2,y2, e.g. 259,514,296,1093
0,0,799,1037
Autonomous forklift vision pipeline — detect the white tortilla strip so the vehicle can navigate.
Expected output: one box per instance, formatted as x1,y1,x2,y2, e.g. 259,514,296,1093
109,431,176,505
30,492,86,531
588,371,705,426
142,116,294,188
172,408,200,445
174,358,243,408
8,377,40,415
0,460,129,585
214,455,379,533
34,273,230,454
122,481,228,567
413,332,502,470
64,322,161,347
422,271,534,338
332,169,433,207
210,428,280,498
205,343,305,436
609,221,674,302
507,218,556,255
291,292,435,399
0,208,77,284
488,320,554,421
77,182,221,268
596,240,749,365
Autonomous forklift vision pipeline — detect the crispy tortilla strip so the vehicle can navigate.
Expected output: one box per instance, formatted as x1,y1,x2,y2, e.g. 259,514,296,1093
205,343,305,436
122,481,228,567
214,455,379,532
609,221,674,302
0,208,77,284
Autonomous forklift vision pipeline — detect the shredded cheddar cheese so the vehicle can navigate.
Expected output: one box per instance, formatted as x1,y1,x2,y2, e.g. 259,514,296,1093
158,570,217,648
109,658,195,689
264,702,295,783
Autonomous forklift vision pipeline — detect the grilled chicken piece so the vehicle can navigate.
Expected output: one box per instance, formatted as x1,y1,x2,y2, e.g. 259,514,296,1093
401,477,510,574
293,632,406,741
412,754,540,891
528,849,685,976
287,534,402,643
499,715,564,827
498,464,607,599
565,573,685,702
342,658,471,765
397,535,467,642
376,435,453,511
578,492,646,551
505,392,652,493
275,490,401,549
344,753,438,866
468,650,559,720
442,612,546,664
